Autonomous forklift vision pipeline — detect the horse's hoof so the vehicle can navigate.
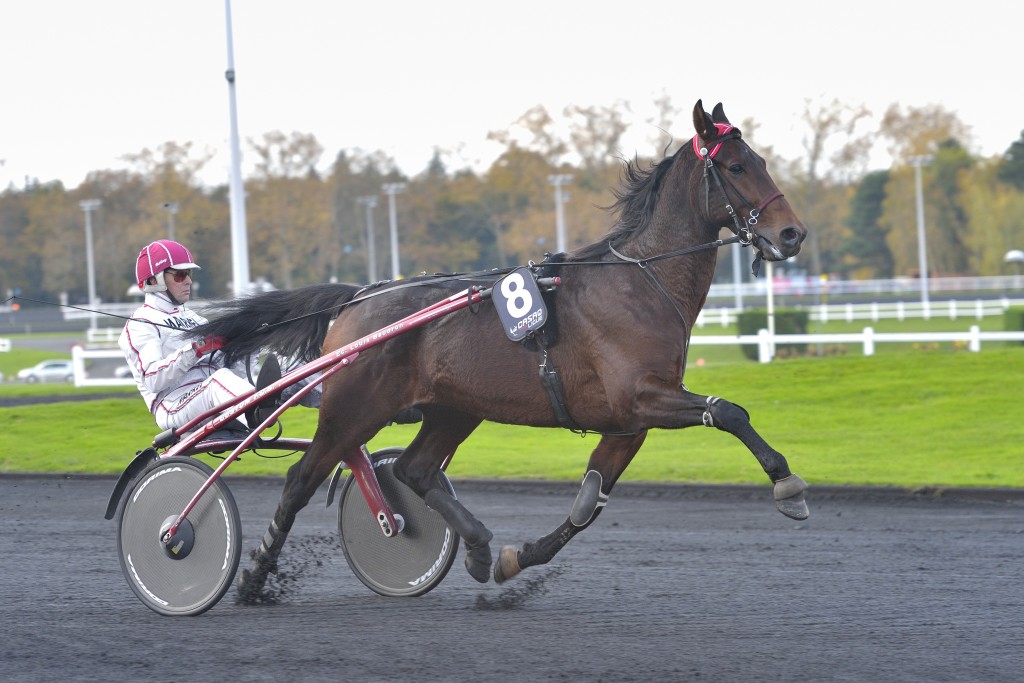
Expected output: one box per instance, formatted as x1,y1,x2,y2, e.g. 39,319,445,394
464,541,493,584
493,546,522,585
774,474,810,520
236,568,264,602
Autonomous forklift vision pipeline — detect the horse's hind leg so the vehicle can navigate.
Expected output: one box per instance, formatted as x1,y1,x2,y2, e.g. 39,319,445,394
391,407,495,583
495,432,647,584
236,435,344,601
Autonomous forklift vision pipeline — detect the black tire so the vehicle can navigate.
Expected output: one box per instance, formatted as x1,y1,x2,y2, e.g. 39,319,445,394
337,447,459,597
117,456,242,616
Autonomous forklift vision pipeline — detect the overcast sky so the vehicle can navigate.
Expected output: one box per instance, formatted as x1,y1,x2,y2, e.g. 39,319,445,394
1,0,1019,190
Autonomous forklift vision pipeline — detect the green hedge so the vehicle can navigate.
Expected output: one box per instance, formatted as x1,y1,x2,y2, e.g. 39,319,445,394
1004,307,1024,346
735,308,810,360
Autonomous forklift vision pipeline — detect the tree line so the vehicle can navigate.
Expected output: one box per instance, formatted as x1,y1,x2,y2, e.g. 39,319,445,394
2,96,1023,306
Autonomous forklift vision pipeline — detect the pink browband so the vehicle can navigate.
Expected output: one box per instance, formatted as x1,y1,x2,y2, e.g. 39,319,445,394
692,123,736,159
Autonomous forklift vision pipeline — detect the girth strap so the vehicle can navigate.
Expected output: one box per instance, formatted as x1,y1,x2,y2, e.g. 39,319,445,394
537,335,584,433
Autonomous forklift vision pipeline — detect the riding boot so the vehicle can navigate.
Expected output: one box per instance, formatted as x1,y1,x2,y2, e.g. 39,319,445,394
245,354,282,429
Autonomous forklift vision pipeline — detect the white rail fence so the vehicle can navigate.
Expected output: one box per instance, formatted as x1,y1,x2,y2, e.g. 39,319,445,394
696,297,1023,328
67,326,1024,386
692,326,1024,363
85,328,122,345
70,346,136,387
707,274,1024,300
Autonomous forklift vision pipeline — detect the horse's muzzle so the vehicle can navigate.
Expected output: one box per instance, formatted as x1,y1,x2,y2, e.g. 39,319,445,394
756,225,806,261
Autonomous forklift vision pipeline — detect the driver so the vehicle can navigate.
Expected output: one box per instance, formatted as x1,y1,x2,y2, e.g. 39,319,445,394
118,239,259,432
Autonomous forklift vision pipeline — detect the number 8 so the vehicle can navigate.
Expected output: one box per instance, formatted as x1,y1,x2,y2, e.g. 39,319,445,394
501,273,533,318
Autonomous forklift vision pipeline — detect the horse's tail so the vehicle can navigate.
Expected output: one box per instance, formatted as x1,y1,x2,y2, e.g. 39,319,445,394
188,283,363,364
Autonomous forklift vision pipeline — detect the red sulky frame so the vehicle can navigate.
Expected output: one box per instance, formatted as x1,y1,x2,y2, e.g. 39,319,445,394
155,282,506,548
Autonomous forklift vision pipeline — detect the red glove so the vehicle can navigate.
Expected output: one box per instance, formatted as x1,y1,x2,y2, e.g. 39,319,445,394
192,335,226,358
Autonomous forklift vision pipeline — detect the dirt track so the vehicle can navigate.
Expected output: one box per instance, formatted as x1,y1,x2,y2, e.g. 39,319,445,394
0,474,1021,682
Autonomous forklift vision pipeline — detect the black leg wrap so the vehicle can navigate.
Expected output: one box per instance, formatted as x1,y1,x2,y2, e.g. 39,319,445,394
424,488,493,583
236,520,285,601
703,396,750,430
705,396,792,481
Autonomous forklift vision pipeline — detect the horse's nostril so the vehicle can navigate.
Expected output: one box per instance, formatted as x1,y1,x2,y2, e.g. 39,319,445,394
780,227,805,247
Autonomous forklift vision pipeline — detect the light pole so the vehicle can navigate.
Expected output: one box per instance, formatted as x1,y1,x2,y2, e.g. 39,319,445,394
358,196,379,283
162,201,179,241
382,182,406,279
909,155,933,308
79,199,101,330
730,240,743,311
224,0,250,296
1005,249,1024,289
548,174,572,253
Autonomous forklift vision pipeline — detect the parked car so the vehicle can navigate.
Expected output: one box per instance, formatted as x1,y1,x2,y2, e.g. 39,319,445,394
114,364,134,379
16,359,75,383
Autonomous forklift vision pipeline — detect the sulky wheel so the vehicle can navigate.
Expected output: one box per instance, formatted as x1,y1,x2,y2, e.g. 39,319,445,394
337,447,459,597
117,456,242,616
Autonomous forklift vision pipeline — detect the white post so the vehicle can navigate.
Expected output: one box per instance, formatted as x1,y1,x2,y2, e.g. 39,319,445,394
162,201,179,241
71,344,86,387
358,196,378,282
79,199,101,330
758,328,772,363
731,240,743,311
224,0,250,296
969,325,981,352
909,155,933,308
863,326,875,356
548,174,572,253
382,183,406,279
765,261,776,360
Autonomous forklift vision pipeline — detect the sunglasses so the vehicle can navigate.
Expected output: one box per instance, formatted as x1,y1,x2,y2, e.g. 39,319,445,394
166,269,195,283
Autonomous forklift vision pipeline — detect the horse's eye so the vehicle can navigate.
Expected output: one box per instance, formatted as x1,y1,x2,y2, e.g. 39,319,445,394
728,163,744,174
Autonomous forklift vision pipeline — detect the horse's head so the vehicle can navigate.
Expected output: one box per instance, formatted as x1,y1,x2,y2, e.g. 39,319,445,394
691,100,806,262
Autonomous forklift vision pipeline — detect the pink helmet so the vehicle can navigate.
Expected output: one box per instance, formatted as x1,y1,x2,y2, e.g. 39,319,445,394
135,239,201,291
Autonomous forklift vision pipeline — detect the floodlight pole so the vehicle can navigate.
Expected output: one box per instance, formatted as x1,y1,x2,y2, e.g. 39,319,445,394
79,199,102,330
162,201,179,241
382,183,406,279
731,240,743,311
224,0,250,296
909,155,933,309
358,196,379,283
548,174,573,253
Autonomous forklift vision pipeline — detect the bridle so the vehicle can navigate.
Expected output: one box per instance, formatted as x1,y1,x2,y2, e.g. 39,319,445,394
694,122,785,275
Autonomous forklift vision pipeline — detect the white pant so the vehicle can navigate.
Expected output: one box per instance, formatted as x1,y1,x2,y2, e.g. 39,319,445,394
153,368,254,430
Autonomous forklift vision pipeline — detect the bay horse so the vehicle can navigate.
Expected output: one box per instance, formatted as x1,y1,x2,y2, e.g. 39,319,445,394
192,100,809,599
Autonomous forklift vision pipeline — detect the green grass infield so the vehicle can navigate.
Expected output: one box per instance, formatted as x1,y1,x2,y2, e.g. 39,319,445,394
2,348,1021,489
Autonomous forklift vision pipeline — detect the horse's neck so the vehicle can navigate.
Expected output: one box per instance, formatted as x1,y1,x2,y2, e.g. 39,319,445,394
627,214,720,327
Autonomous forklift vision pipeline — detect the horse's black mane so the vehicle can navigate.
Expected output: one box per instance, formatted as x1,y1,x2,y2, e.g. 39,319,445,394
570,151,680,262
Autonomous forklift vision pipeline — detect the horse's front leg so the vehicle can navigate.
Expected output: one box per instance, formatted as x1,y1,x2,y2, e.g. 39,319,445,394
671,387,809,520
495,432,648,584
236,437,341,602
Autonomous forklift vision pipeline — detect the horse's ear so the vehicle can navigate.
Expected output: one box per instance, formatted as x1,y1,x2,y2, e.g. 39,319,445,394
711,102,730,125
692,100,716,140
